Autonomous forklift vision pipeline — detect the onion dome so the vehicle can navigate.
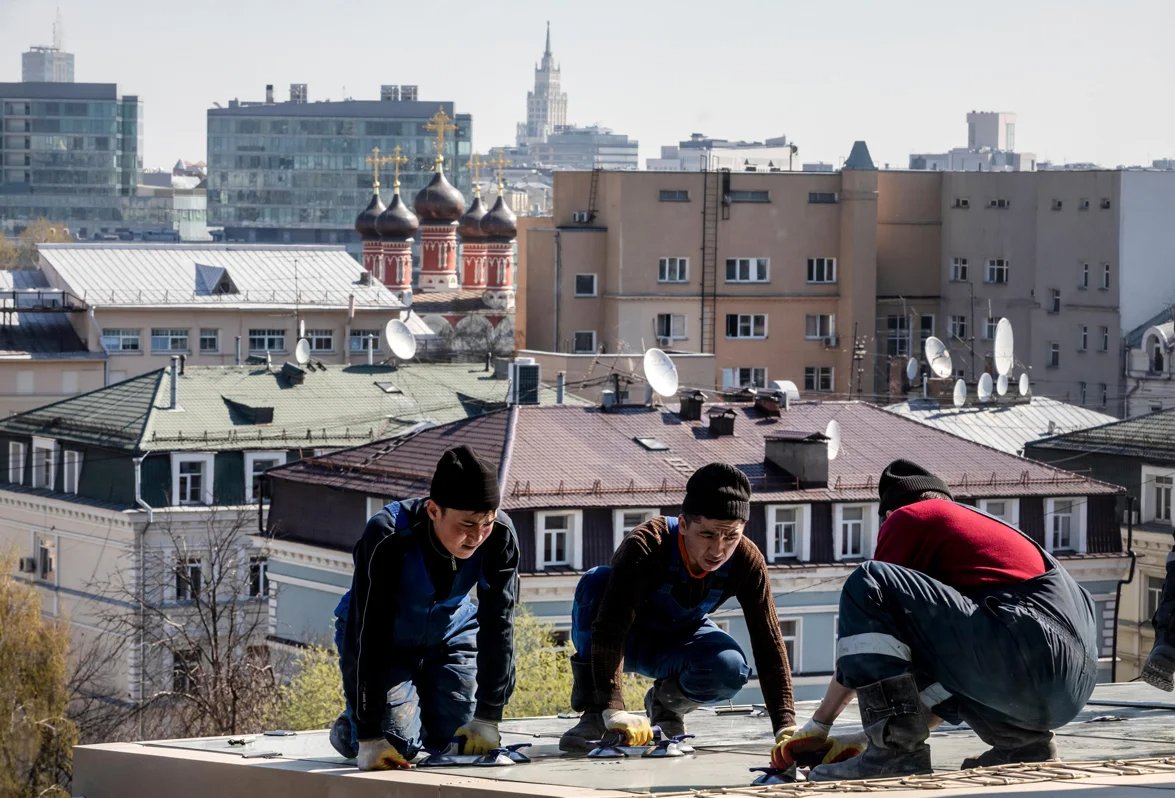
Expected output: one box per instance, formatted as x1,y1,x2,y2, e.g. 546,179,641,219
413,169,465,223
375,193,420,240
480,194,517,240
354,191,385,239
457,194,488,239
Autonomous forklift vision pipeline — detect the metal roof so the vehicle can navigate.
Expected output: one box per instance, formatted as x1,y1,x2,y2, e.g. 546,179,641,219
1027,406,1175,461
36,243,404,310
884,396,1117,455
0,270,94,357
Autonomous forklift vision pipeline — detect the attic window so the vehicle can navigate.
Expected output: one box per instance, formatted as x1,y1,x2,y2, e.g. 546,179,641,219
374,382,403,394
634,436,669,451
195,263,239,296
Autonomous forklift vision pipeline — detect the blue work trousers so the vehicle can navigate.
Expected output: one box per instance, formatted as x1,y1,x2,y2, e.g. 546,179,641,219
571,566,750,704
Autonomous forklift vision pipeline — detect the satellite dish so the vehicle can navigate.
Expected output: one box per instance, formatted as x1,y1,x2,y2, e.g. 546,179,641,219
997,373,1009,396
294,338,310,366
923,336,953,379
977,373,993,402
643,348,679,397
994,318,1014,377
1018,373,1030,396
825,419,842,460
905,357,918,382
384,319,417,360
771,380,800,403
952,378,967,408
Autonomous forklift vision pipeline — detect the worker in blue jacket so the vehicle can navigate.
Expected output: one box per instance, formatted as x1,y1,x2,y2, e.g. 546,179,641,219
328,445,519,770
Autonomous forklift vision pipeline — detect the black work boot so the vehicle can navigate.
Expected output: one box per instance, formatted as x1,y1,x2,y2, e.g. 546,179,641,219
961,733,1057,769
1143,552,1175,691
644,678,702,738
569,655,592,712
328,712,357,759
559,711,605,752
808,673,932,782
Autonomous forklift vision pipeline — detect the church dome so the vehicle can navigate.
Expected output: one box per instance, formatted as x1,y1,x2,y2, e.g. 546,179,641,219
375,193,419,240
480,194,517,240
457,195,488,239
413,169,465,223
354,192,385,239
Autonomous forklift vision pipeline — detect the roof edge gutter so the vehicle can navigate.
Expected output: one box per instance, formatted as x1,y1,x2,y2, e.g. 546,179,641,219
132,455,154,523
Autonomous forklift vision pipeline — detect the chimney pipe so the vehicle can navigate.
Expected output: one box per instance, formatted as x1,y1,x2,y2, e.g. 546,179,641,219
169,356,179,410
556,371,565,404
179,353,186,375
367,334,375,366
265,84,274,104
235,335,241,365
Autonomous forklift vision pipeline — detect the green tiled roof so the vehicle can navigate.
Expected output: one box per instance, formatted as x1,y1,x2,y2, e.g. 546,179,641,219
1027,407,1175,461
0,370,162,448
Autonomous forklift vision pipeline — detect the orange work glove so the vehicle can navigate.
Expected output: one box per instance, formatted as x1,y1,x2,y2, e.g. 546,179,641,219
770,718,832,769
820,730,868,764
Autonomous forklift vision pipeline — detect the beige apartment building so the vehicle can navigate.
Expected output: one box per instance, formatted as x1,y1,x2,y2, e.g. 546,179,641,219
524,162,1175,411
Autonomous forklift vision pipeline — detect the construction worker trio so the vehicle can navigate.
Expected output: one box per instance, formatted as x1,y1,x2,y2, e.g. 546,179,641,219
329,446,1103,778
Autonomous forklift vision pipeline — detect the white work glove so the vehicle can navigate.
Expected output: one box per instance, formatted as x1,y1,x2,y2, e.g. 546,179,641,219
455,717,501,754
771,718,832,769
602,708,654,746
357,737,411,770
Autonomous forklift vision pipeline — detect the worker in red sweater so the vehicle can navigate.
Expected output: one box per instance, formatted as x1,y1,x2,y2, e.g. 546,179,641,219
774,459,1099,781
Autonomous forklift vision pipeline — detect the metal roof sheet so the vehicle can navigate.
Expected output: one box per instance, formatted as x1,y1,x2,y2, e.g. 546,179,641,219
1027,406,1175,461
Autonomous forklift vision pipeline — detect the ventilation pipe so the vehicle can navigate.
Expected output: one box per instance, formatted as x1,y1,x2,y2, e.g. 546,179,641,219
169,356,179,410
235,335,242,365
556,371,566,404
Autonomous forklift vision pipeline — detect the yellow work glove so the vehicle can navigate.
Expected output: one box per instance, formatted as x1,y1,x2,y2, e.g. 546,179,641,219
770,718,832,769
821,730,868,764
455,718,501,755
357,737,411,770
602,708,654,746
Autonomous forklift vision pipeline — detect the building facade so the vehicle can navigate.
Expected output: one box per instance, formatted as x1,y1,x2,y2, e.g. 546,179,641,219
516,22,568,147
22,47,74,83
909,111,1036,172
1125,314,1175,417
647,133,798,172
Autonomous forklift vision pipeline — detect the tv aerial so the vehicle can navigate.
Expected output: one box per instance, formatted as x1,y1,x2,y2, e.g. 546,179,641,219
977,373,993,402
384,319,417,361
824,419,842,460
294,338,310,366
923,336,953,379
997,373,1009,396
905,357,919,383
952,378,967,408
1018,373,1030,396
994,318,1014,377
643,347,679,398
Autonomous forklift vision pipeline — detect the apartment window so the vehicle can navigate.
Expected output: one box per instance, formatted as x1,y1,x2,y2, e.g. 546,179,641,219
729,190,770,203
171,453,215,506
612,508,657,549
1099,327,1109,352
248,328,285,352
1048,342,1060,368
919,315,935,344
1047,499,1075,552
574,273,597,297
952,197,970,209
804,366,833,392
37,539,56,581
172,649,200,692
725,314,767,339
572,331,596,354
1079,381,1087,405
982,317,998,340
175,557,203,601
808,192,838,204
536,510,582,570
349,329,379,352
949,257,968,282
1079,198,1090,210
1080,263,1089,289
1049,289,1061,313
658,257,688,282
838,506,866,558
987,198,1010,209
1153,474,1174,524
199,328,219,353
30,437,56,490
885,315,910,356
655,313,686,340
306,329,334,352
101,328,140,352
244,451,285,503
979,498,1019,526
807,257,837,283
62,449,81,494
7,441,25,485
1051,199,1063,211
985,259,1009,284
722,367,767,389
1100,198,1112,210
725,257,769,282
1078,325,1088,351
151,328,189,353
804,314,834,340
249,556,269,597
779,618,800,673
1101,264,1111,290
948,315,967,341
1147,576,1165,620
659,189,689,202
767,505,811,562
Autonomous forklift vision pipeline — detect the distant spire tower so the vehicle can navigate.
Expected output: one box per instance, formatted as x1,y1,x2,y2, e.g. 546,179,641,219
516,21,568,147
53,5,65,49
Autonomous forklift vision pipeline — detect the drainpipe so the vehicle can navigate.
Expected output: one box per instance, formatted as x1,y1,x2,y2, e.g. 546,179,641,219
1110,494,1137,683
235,335,242,366
132,454,154,730
133,456,154,523
553,231,562,351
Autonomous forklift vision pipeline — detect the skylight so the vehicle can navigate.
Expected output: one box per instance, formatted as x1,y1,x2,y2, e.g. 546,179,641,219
634,436,669,451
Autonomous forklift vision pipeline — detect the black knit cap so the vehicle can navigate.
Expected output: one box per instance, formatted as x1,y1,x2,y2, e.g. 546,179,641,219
429,445,500,512
877,458,952,518
682,462,751,521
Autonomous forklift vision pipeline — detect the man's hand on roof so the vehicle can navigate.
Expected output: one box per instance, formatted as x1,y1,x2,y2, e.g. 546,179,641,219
602,708,653,747
771,718,832,769
455,718,501,754
357,737,411,770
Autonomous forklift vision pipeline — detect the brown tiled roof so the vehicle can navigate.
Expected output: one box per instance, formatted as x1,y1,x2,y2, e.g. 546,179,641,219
268,400,1121,511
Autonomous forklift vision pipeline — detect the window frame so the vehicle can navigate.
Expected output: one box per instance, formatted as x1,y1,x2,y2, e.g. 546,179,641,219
1079,325,1089,351
978,497,1020,527
247,328,286,353
1146,575,1165,620
574,273,598,297
724,257,770,283
721,367,767,389
1048,342,1060,368
1101,263,1111,290
806,257,837,284
62,449,82,494
778,617,802,673
948,315,967,342
199,327,219,353
612,508,658,550
1141,466,1175,526
658,256,689,283
804,314,834,340
804,366,834,392
174,556,203,602
1044,496,1085,554
30,435,57,491
249,556,269,598
984,258,1009,284
535,509,583,570
150,327,190,353
725,313,767,339
244,450,286,504
349,329,380,353
658,189,690,202
833,503,878,560
572,330,597,354
7,441,25,485
1099,326,1109,352
170,452,215,506
654,313,687,341
766,504,811,562
949,257,969,282
101,328,141,352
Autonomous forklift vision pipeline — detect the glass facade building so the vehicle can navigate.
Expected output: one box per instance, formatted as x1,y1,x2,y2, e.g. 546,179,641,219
206,97,472,247
0,82,142,233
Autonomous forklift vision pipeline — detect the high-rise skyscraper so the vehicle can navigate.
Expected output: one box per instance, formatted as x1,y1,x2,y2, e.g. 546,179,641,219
516,22,568,146
21,9,74,83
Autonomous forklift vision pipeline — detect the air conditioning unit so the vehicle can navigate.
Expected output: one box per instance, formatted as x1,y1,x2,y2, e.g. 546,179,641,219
18,556,36,573
657,336,673,347
571,210,591,223
823,335,840,348
507,358,541,406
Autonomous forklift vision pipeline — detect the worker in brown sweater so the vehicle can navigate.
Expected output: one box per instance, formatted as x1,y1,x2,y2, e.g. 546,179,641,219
559,462,797,750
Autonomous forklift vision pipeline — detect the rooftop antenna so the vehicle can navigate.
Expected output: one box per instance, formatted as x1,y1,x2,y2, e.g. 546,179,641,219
643,347,679,401
977,372,994,402
952,378,967,408
384,318,417,365
905,356,919,384
824,419,842,460
294,338,310,366
1018,373,1030,397
923,336,953,379
53,5,64,49
997,373,1009,396
994,318,1014,377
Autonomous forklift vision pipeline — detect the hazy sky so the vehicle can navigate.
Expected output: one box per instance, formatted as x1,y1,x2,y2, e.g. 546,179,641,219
2,0,1172,171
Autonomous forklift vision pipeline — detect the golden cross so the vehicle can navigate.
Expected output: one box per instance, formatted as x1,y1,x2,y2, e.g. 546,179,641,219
468,153,485,197
423,107,457,168
388,144,409,192
365,146,394,192
491,149,509,193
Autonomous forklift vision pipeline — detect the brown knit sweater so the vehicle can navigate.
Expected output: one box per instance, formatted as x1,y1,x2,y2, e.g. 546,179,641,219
588,516,796,733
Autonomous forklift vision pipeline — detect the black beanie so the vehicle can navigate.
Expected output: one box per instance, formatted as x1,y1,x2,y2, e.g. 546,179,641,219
682,462,751,521
878,459,952,518
429,445,500,511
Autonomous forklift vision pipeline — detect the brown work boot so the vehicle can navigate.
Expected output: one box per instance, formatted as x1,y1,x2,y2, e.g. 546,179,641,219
559,711,605,752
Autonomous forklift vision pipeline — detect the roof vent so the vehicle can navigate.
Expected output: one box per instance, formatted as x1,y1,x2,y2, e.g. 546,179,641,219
679,390,706,422
358,270,373,286
708,407,737,436
194,262,239,295
754,392,782,418
764,430,830,488
280,361,306,386
222,397,274,425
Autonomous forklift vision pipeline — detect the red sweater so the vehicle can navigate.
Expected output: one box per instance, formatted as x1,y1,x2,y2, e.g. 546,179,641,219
874,499,1046,588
